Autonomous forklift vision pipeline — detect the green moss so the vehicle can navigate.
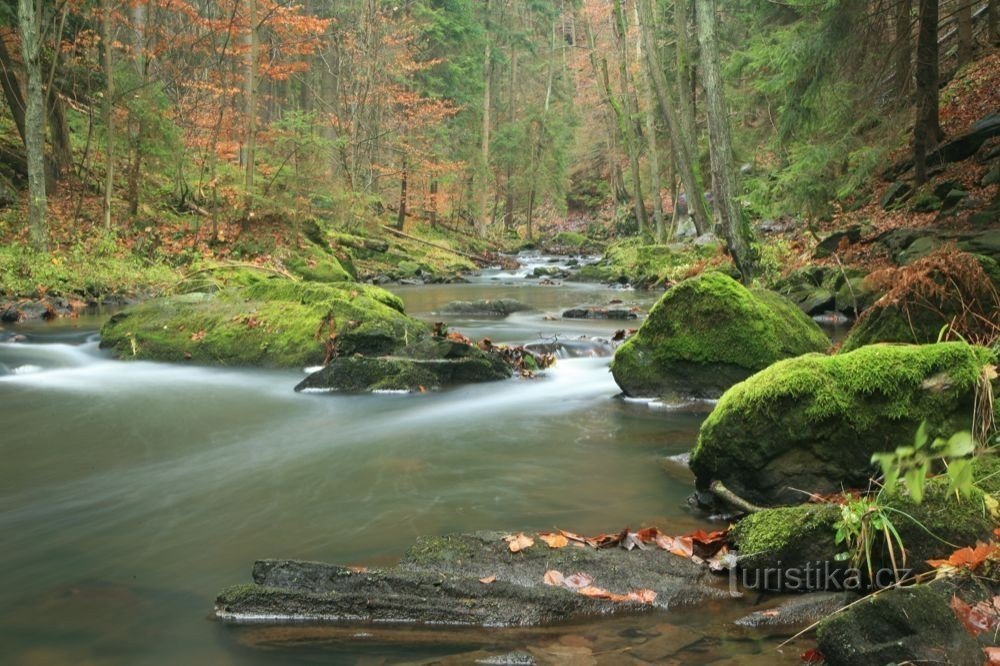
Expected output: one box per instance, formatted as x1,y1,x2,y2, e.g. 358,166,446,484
0,242,178,299
610,272,830,398
100,279,424,367
691,342,994,505
573,238,726,286
731,505,839,569
282,243,353,283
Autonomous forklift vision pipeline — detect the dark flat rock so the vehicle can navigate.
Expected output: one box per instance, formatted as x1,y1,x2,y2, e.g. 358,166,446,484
439,299,534,317
215,531,728,627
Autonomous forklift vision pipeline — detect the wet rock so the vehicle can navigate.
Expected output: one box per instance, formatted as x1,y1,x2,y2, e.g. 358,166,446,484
610,272,829,400
214,532,725,627
691,342,993,506
816,583,982,666
440,299,534,317
294,347,512,393
730,477,995,588
813,226,861,258
0,306,19,323
562,306,637,320
883,111,1000,180
532,266,567,279
734,592,853,628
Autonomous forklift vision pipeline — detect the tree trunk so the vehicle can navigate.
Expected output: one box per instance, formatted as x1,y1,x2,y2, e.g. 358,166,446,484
695,0,757,283
674,0,698,146
18,0,46,249
634,0,664,242
956,0,972,67
428,179,438,227
127,1,148,217
637,0,710,235
102,0,113,230
395,156,407,230
46,94,72,180
0,35,27,145
476,0,492,237
612,0,648,237
914,0,940,185
244,0,259,214
895,0,913,94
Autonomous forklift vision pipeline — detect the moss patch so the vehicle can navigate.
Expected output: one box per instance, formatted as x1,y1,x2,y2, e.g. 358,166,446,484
610,272,830,399
691,342,994,505
100,277,424,367
569,238,726,287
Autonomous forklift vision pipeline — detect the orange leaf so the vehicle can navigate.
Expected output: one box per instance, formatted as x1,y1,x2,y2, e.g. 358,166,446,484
539,532,569,549
563,573,595,590
503,533,534,553
950,595,994,636
928,542,998,570
800,648,824,664
479,575,496,585
577,585,613,599
984,647,1000,665
625,589,657,604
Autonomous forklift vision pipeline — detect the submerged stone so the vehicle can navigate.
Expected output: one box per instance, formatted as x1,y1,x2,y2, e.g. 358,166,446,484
610,272,829,400
691,342,994,506
439,298,534,316
214,532,725,627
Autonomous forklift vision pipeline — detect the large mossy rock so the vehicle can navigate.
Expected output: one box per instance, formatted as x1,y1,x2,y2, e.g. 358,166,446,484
214,532,723,627
610,272,830,400
691,342,994,506
100,278,424,367
816,583,982,666
730,476,996,588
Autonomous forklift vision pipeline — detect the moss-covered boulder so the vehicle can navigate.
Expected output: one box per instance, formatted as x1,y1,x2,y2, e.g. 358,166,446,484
731,478,995,589
691,342,995,506
100,278,424,367
774,265,879,317
610,272,830,400
816,583,982,666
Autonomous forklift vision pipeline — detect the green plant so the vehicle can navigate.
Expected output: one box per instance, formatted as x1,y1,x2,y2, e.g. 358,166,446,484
871,422,977,504
834,492,906,583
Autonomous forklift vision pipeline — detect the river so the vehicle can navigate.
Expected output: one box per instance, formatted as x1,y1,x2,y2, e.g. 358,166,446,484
0,258,803,664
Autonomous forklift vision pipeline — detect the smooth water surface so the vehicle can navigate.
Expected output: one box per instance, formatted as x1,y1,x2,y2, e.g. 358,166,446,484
0,274,803,664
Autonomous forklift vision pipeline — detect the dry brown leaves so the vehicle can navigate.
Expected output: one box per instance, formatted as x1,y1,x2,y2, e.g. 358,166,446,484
542,569,657,605
927,541,999,571
503,533,534,553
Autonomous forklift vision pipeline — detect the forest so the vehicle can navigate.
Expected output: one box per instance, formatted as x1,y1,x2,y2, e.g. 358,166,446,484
0,0,999,664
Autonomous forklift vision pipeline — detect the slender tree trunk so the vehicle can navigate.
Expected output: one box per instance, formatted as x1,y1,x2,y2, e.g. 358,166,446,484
914,0,940,184
695,0,757,282
476,0,492,237
674,0,698,147
634,0,664,242
18,0,46,249
956,0,972,67
127,1,148,217
637,0,710,235
102,0,114,230
244,0,259,214
0,36,27,145
611,0,648,236
895,0,913,94
429,179,438,227
46,95,72,180
395,156,407,230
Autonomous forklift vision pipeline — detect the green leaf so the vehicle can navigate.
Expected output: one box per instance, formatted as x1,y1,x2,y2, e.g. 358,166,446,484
834,552,850,562
944,432,975,458
883,465,900,493
914,421,929,450
946,459,974,497
894,446,915,458
904,467,926,504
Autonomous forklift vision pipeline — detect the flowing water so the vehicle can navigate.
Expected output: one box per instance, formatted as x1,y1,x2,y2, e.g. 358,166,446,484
0,262,805,665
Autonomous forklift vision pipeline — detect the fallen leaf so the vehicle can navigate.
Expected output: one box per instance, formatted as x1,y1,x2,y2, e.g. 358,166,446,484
479,575,496,585
543,570,565,586
539,532,569,549
928,542,998,570
563,573,595,590
622,531,648,551
577,585,613,599
626,588,657,604
985,646,1000,665
654,534,694,558
504,533,534,553
800,648,824,664
950,595,995,636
